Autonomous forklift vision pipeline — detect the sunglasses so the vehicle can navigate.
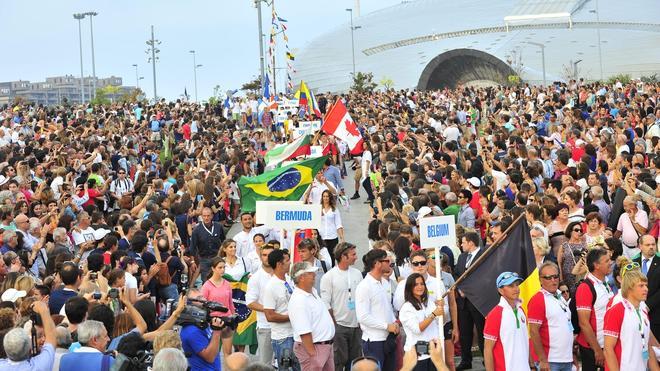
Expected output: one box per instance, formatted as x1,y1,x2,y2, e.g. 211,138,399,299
560,289,570,294
622,262,640,277
573,228,583,233
411,260,427,267
541,274,560,280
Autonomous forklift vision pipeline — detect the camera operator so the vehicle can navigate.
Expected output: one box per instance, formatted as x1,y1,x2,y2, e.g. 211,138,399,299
0,301,57,371
181,288,225,371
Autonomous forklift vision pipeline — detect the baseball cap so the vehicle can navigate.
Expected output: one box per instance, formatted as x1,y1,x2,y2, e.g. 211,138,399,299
1,288,27,302
417,206,432,221
93,228,111,241
467,177,481,188
292,262,319,278
496,271,523,288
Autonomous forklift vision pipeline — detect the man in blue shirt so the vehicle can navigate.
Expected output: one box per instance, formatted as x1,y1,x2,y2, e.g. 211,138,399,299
181,289,224,371
323,158,344,195
0,301,57,371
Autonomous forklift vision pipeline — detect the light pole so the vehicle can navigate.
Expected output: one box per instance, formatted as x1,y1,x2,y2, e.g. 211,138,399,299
254,0,266,94
525,41,546,87
84,11,98,99
73,13,86,104
346,8,362,77
573,59,583,80
590,3,604,81
146,25,160,102
189,50,202,102
132,64,140,89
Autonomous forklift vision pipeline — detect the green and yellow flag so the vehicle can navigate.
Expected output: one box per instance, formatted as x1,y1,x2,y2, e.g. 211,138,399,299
238,155,328,212
224,272,258,354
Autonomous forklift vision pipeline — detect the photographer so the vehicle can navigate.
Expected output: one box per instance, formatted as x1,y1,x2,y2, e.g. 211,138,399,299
0,301,56,371
181,288,225,371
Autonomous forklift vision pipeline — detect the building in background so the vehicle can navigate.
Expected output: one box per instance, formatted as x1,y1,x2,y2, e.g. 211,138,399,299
294,0,660,92
0,75,134,106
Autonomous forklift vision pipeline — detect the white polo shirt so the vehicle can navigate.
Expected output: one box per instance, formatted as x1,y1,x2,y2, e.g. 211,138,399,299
527,289,574,362
246,267,272,329
234,225,273,258
288,287,335,343
355,273,396,342
319,266,363,328
263,275,294,340
483,297,530,371
603,299,650,370
393,274,449,324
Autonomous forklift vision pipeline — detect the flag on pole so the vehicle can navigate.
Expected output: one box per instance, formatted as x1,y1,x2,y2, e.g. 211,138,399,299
263,74,271,101
294,81,321,117
286,51,295,61
322,100,364,155
277,16,288,22
238,156,328,212
456,216,540,316
264,134,312,168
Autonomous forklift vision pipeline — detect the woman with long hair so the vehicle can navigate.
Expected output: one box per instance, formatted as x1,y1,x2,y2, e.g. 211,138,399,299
393,236,413,281
557,221,587,293
201,256,235,357
319,190,344,265
399,273,445,371
218,239,251,281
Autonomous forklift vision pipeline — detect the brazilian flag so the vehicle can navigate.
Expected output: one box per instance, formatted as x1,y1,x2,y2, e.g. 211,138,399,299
224,272,258,354
238,155,328,212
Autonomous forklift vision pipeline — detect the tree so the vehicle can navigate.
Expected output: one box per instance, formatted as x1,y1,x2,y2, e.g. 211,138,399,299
241,76,261,94
379,76,394,90
505,48,524,85
351,72,377,93
119,88,146,104
91,85,122,105
606,74,631,85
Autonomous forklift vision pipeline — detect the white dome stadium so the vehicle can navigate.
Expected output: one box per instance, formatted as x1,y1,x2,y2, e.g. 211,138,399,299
293,0,660,92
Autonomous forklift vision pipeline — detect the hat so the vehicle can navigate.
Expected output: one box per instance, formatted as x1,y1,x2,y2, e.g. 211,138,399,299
417,206,432,221
575,139,585,146
467,177,481,188
0,175,7,187
1,288,26,302
292,262,319,278
93,228,111,241
496,271,523,288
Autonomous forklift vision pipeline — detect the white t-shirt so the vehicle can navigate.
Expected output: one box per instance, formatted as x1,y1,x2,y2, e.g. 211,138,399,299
124,272,138,290
246,267,273,329
319,266,363,328
263,275,294,340
288,287,335,343
360,151,372,181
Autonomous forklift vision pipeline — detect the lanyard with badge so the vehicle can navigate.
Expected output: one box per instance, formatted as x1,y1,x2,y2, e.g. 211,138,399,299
629,301,649,362
202,223,214,236
550,290,573,332
346,270,355,311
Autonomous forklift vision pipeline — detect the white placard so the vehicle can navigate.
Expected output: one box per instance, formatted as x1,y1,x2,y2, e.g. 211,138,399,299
309,146,323,158
255,201,321,229
419,215,457,251
290,120,322,139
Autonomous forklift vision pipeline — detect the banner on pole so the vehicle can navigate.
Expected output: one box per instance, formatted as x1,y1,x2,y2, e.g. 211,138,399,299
255,201,321,229
291,121,322,138
419,215,457,252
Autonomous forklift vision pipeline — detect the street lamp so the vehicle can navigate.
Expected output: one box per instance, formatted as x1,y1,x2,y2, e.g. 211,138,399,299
84,11,98,99
346,8,361,77
573,59,583,80
189,50,202,102
132,64,140,89
254,0,266,95
524,41,546,87
73,13,86,104
589,3,604,81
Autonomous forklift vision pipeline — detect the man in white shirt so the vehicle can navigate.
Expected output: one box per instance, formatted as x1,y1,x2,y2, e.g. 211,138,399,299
304,172,337,205
263,249,300,370
615,196,649,258
289,262,336,371
233,212,272,258
320,242,363,370
355,249,399,371
246,244,276,366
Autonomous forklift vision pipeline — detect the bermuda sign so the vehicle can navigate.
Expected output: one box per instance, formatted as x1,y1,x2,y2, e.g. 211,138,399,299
419,215,457,251
255,201,321,229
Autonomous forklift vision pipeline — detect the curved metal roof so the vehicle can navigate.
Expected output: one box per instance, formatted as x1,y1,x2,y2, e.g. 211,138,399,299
293,0,660,92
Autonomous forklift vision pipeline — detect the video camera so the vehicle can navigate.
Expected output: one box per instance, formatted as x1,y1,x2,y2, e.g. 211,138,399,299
174,297,240,331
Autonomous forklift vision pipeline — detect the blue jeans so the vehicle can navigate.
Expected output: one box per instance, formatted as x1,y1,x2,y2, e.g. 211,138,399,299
362,339,395,371
272,336,300,371
536,362,573,371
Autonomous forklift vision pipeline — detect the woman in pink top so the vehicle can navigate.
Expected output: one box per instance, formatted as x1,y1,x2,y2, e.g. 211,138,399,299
201,256,235,357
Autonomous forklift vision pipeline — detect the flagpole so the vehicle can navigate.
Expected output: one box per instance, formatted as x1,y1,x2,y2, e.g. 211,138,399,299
441,213,526,298
434,245,446,352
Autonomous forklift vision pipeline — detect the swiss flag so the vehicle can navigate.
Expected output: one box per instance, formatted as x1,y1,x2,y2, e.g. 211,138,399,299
322,100,364,155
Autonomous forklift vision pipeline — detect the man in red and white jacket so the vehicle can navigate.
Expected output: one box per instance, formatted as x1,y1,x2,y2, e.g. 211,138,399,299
483,271,531,371
603,268,658,370
528,262,574,371
576,249,614,370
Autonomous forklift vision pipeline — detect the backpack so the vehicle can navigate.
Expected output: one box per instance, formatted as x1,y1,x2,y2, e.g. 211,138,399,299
569,279,596,335
156,256,174,286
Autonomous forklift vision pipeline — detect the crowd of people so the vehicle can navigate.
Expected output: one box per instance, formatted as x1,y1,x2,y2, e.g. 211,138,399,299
0,77,658,371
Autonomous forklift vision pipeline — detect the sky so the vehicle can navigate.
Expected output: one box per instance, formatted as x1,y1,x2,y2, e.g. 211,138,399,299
1,0,402,101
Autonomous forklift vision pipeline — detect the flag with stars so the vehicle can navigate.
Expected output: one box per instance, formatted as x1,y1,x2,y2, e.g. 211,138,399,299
238,156,328,212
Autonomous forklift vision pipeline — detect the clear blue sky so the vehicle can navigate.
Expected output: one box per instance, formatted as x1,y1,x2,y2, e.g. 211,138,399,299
1,0,401,100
